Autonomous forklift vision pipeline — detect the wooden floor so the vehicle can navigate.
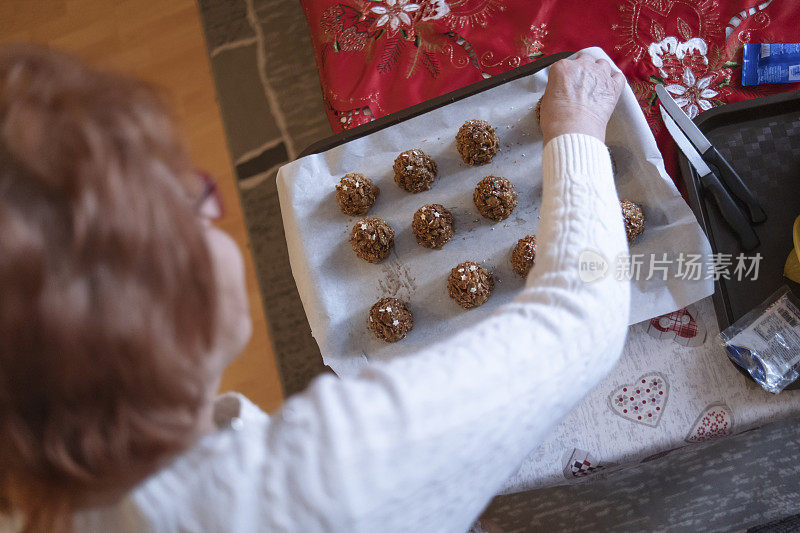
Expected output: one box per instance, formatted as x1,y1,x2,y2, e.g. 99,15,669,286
0,0,284,412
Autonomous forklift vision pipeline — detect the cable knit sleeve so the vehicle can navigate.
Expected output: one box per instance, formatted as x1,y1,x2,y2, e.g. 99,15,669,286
262,133,631,532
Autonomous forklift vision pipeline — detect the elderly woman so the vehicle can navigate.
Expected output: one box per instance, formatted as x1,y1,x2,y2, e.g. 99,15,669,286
0,45,628,532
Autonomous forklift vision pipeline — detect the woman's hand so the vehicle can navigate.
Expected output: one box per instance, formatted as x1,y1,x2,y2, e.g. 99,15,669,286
539,53,625,144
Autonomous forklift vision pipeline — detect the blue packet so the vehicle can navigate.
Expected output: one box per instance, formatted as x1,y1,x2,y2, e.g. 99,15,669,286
742,43,800,86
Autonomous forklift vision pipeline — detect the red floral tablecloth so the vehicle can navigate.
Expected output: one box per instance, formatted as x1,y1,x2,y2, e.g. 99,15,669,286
300,0,800,185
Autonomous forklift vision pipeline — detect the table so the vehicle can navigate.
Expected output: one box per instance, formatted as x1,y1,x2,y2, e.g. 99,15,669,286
503,295,800,493
293,0,800,493
293,50,800,495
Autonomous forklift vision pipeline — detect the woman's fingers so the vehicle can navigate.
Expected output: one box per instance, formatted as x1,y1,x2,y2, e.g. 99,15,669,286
610,69,626,92
612,72,626,95
595,58,612,72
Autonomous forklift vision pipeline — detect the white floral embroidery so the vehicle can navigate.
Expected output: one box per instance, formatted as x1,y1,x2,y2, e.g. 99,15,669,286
527,22,548,57
371,0,421,31
421,0,450,21
665,67,718,119
648,36,708,78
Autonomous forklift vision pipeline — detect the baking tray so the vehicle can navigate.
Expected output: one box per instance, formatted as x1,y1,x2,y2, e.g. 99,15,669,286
299,52,573,157
678,90,800,382
285,52,570,377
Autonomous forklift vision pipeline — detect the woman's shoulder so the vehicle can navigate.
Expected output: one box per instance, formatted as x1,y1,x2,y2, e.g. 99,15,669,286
73,393,273,531
162,392,272,473
213,392,269,429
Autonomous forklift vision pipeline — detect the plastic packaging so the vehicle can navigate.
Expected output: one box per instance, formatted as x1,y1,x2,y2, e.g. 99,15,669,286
719,286,800,393
742,43,800,86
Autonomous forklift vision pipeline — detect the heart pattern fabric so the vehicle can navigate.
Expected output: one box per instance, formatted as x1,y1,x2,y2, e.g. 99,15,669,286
647,306,707,347
562,448,613,480
608,372,670,428
685,403,734,443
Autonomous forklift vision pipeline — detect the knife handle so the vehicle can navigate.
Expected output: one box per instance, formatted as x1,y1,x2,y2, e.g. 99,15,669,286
702,146,767,224
701,172,760,251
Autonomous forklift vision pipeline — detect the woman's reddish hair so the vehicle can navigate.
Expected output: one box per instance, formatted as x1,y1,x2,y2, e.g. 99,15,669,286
0,44,218,531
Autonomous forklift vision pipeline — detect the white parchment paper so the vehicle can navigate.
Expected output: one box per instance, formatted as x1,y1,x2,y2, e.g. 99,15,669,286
277,47,713,377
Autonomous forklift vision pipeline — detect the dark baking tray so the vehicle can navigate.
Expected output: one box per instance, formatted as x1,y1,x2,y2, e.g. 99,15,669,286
678,90,800,370
299,52,573,157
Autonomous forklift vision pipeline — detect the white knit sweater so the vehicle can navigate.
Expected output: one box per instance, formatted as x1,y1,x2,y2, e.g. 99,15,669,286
72,134,630,533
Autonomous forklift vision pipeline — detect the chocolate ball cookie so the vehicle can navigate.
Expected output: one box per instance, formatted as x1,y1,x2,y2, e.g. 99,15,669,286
511,235,537,278
412,204,455,249
335,173,380,216
456,119,499,165
368,297,413,342
350,217,394,263
621,199,645,243
447,260,494,309
473,176,517,221
393,149,437,193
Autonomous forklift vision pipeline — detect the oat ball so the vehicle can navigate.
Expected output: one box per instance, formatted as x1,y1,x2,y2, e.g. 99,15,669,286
412,204,455,249
448,260,494,309
511,235,537,278
621,199,645,243
393,149,438,193
335,173,380,216
350,217,394,263
473,176,517,221
368,297,413,342
456,119,499,165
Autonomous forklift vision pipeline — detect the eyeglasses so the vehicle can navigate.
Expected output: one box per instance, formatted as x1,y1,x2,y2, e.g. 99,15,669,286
191,171,224,220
